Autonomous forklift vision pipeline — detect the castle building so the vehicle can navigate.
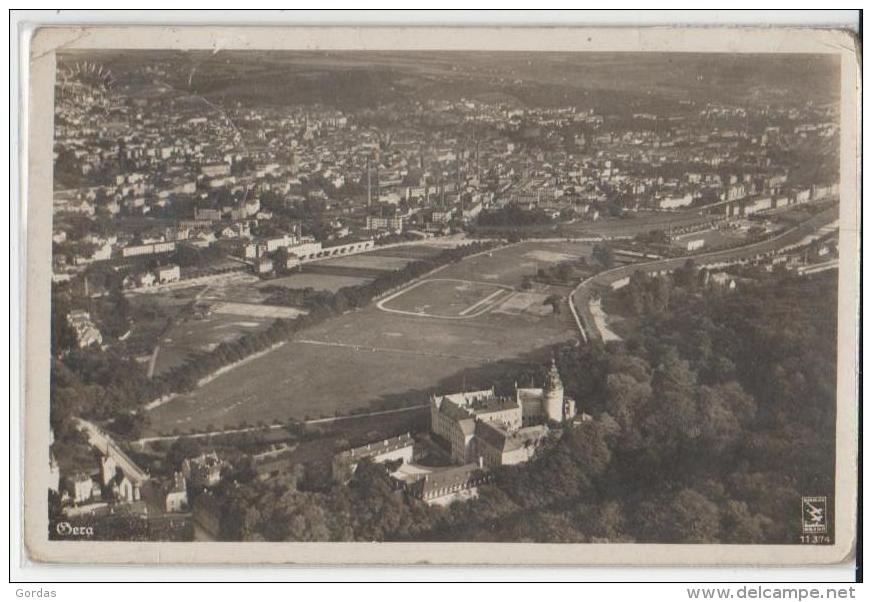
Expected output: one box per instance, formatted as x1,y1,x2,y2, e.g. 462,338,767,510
181,452,224,488
430,360,575,467
401,462,490,504
474,421,549,469
346,362,580,506
331,433,415,483
430,388,522,464
514,359,577,424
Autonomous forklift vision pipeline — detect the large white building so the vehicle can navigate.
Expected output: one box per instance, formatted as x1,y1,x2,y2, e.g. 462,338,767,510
514,359,577,425
430,360,576,467
332,433,414,483
430,388,522,464
66,310,102,348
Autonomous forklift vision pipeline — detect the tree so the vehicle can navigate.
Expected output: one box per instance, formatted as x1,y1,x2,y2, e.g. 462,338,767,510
674,259,700,290
564,422,612,479
585,500,628,542
604,373,651,447
98,288,131,338
506,511,583,543
721,500,774,543
592,244,614,269
555,263,574,282
627,270,652,315
650,276,671,315
697,382,756,450
645,347,700,443
110,412,150,439
636,488,720,543
51,296,79,356
543,294,562,314
669,488,721,543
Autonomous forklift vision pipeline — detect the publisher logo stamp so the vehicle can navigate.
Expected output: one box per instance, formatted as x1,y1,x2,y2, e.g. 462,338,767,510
802,496,827,534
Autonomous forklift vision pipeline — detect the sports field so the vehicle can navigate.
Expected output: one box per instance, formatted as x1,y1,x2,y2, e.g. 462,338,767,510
379,278,512,318
431,241,592,286
144,240,592,435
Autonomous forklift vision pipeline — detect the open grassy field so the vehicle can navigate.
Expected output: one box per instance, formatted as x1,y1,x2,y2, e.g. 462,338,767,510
258,272,374,292
128,271,292,377
152,314,273,374
144,240,591,435
314,253,417,272
379,278,512,318
366,245,446,259
433,240,592,286
210,302,307,320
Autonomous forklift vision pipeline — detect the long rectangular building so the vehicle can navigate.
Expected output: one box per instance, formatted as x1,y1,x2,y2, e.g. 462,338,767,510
331,433,414,483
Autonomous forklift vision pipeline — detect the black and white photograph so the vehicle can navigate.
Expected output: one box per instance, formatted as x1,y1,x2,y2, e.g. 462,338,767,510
18,22,860,567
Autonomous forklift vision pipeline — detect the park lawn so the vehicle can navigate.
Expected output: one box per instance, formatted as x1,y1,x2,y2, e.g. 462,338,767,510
152,313,274,376
257,272,374,292
381,278,511,317
146,341,469,434
316,253,415,272
366,245,446,260
144,239,587,435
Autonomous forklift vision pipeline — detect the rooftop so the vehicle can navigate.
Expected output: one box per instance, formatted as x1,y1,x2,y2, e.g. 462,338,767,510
337,432,414,461
475,422,549,452
416,463,487,496
437,388,519,416
516,387,545,404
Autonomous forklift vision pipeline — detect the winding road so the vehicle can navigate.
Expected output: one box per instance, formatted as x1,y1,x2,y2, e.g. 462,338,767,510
569,205,840,343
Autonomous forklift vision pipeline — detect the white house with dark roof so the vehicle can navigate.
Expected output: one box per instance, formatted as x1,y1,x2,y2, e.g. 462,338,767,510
332,433,414,483
164,472,188,513
430,388,522,463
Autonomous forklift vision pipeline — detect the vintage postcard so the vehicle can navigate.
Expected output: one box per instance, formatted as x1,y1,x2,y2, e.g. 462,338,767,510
21,25,860,565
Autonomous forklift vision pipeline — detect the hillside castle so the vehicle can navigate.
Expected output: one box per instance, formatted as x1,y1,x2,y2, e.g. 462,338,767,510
429,359,577,466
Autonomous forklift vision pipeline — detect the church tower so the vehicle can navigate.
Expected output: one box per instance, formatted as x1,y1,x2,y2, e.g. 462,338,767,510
543,359,565,422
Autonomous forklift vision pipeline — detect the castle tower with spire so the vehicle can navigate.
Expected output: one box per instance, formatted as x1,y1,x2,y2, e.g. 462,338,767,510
543,358,565,422
515,359,578,424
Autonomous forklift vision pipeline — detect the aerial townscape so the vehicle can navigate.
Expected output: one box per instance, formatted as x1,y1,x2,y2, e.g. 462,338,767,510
50,51,840,544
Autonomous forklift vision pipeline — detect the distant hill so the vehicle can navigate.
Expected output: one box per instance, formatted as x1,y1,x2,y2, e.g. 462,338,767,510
57,49,840,112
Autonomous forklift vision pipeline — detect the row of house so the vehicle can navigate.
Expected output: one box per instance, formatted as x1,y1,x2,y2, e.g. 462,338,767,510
123,264,181,289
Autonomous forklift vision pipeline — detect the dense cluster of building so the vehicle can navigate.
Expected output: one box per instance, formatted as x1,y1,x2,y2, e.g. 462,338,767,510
52,60,838,293
50,59,842,536
65,309,103,348
51,427,231,538
51,437,146,520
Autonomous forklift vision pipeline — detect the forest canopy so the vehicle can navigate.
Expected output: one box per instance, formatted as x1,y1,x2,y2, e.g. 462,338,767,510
198,270,837,544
